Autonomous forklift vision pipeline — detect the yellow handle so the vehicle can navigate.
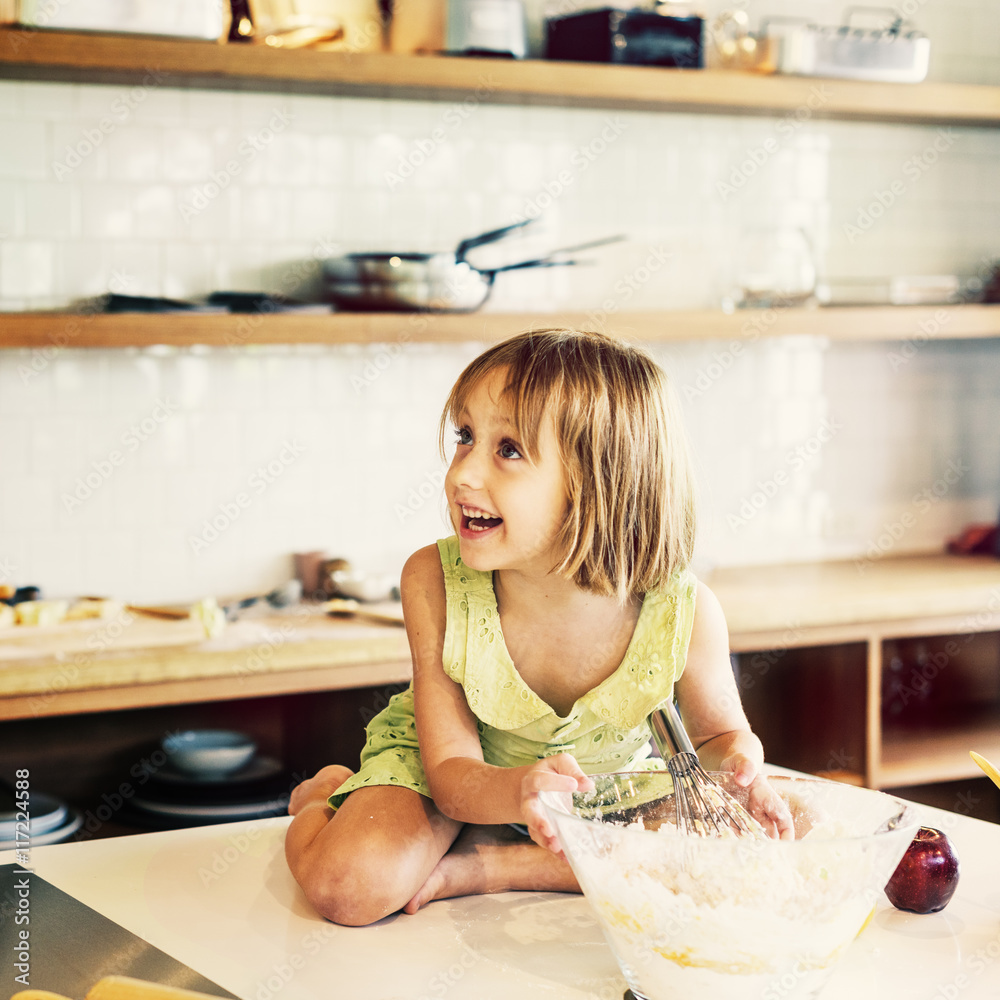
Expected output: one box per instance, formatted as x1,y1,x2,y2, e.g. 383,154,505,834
11,977,229,1000
970,750,1000,790
10,991,74,1000
86,978,229,1000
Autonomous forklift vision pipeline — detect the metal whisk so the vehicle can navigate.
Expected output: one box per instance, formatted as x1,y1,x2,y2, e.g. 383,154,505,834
648,700,766,838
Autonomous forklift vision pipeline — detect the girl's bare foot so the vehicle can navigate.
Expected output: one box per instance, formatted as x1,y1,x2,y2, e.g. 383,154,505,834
403,824,580,914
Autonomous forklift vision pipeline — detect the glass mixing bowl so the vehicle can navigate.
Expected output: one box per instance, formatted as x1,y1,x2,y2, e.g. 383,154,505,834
540,772,919,1000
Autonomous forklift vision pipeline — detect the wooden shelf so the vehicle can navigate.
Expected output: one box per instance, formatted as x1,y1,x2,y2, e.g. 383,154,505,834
3,304,1000,349
2,27,1000,126
717,553,1000,646
879,709,1000,788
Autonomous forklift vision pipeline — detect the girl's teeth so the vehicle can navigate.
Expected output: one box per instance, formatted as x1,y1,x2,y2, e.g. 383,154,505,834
461,504,502,531
462,505,495,518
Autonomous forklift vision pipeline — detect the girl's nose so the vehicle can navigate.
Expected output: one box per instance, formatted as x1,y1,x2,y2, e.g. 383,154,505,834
450,445,486,489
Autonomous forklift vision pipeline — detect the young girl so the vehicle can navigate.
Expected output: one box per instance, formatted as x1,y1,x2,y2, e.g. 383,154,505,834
285,328,793,927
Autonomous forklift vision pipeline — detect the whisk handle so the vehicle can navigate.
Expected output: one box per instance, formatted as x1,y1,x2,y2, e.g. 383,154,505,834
648,699,697,758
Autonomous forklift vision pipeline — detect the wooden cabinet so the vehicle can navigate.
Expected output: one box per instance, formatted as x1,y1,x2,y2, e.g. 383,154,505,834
713,556,1000,821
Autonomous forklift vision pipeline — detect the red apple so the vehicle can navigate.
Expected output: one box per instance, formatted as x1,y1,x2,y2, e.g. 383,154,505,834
885,826,960,914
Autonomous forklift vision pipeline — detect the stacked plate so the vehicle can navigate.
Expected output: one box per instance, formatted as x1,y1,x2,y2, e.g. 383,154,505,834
124,730,293,829
0,790,83,850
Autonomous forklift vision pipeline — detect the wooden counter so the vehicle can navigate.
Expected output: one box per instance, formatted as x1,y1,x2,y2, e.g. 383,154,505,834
4,554,1000,717
3,554,1000,795
712,553,1000,651
0,603,411,720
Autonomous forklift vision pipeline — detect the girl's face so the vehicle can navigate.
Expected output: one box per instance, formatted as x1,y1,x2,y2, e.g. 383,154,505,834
445,369,568,576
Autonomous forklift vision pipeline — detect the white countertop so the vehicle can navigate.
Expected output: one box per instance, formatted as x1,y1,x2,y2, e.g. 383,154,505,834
4,792,1000,1000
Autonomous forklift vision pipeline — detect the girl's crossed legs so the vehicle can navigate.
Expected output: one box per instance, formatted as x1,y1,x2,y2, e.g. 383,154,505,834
284,766,578,926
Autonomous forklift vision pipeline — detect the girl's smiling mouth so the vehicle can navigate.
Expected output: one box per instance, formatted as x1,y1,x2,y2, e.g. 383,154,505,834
460,504,504,534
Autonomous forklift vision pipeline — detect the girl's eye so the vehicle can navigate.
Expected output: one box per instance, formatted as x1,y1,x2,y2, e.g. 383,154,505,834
499,440,523,460
455,427,472,446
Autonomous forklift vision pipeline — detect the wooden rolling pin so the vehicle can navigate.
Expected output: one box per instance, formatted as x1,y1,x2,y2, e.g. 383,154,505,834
11,974,230,1000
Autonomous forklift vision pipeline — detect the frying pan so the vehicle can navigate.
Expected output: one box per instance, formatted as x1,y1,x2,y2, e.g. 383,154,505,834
321,221,624,312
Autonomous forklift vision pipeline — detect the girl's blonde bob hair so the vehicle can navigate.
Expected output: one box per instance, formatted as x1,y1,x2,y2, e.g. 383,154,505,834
440,329,696,601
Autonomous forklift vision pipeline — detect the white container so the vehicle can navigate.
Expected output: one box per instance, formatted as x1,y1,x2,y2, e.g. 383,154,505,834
446,0,526,58
17,0,226,39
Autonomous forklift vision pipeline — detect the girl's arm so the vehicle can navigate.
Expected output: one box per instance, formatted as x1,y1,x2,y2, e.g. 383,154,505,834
674,580,794,838
403,546,589,847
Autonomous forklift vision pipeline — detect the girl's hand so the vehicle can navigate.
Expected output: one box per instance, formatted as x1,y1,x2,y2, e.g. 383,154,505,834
520,754,595,857
288,764,353,816
718,752,794,840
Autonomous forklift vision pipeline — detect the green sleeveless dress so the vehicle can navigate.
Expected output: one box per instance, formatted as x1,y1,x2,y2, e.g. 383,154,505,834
328,535,697,809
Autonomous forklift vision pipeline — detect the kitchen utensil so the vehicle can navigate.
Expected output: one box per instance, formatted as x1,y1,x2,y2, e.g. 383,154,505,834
546,6,703,68
730,227,817,310
323,597,405,626
647,699,765,837
0,810,83,851
762,8,930,83
162,730,258,776
14,0,226,39
221,579,303,620
125,752,292,828
447,0,527,57
327,567,397,602
709,9,775,72
321,221,625,312
390,0,446,53
970,750,1000,789
153,754,283,786
540,773,919,1000
245,0,385,51
0,787,82,851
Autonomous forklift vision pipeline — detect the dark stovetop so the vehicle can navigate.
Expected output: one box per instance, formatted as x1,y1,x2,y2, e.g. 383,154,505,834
2,863,238,998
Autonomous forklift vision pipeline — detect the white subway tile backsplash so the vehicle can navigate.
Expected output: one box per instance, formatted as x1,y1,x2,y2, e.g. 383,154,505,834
1,7,999,599
161,127,215,183
0,240,55,299
0,120,48,179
